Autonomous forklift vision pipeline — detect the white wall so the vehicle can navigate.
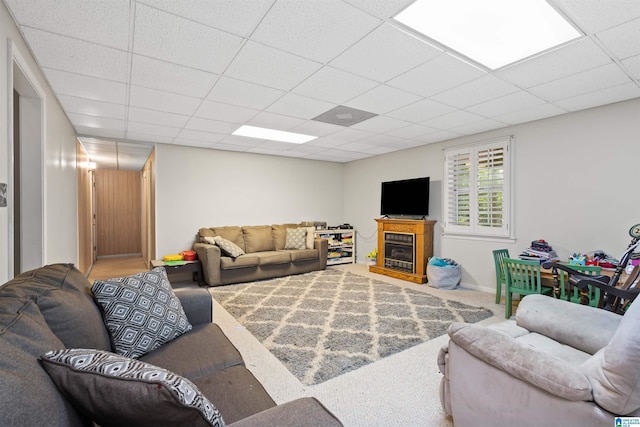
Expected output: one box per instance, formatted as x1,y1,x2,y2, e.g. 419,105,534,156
155,144,345,256
0,2,78,282
345,98,640,293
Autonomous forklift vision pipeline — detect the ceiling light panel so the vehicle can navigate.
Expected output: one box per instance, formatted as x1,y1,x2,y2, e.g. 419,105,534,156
394,0,581,70
233,125,317,144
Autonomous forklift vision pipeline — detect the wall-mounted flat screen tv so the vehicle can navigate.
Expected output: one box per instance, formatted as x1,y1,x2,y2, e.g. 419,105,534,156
380,177,430,217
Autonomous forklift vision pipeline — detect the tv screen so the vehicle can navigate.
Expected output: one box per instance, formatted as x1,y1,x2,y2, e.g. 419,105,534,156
380,177,430,217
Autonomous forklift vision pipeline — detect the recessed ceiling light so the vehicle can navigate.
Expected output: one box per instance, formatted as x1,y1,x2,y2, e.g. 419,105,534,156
394,0,581,69
232,125,317,144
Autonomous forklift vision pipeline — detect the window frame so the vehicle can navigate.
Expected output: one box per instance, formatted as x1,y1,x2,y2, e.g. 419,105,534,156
443,136,514,240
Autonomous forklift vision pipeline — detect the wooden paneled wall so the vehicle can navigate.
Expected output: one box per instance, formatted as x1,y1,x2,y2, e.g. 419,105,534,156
95,170,142,257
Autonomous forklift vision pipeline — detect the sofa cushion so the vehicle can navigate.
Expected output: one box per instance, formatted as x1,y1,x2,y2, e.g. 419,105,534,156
243,226,275,253
91,268,192,359
272,224,301,250
0,298,90,427
257,251,291,266
284,227,307,250
140,323,244,380
284,248,319,262
206,236,245,258
40,348,225,427
582,297,640,415
198,227,216,243
1,264,111,350
220,255,260,270
192,365,276,424
212,226,245,252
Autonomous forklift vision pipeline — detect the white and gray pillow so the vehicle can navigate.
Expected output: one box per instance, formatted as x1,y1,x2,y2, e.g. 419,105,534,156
40,348,225,427
284,227,307,250
91,268,192,359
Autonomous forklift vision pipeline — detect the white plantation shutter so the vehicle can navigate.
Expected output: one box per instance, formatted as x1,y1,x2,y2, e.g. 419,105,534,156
444,137,511,238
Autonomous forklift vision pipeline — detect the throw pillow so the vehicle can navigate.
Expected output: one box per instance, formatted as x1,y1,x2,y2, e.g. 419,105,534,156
40,348,225,427
91,268,192,359
206,236,245,258
305,226,315,249
284,227,307,250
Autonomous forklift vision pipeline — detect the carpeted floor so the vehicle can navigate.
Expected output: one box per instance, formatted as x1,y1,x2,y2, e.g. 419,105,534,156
209,264,504,427
210,269,492,385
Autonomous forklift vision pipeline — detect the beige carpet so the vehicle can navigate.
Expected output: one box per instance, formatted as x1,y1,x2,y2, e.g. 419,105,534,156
210,264,504,427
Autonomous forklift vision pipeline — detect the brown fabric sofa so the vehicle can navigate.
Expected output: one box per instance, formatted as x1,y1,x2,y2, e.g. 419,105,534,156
0,263,342,426
193,223,328,287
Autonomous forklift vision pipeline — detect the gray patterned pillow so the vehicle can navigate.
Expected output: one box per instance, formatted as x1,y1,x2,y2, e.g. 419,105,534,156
284,227,307,250
40,348,225,427
91,268,192,359
205,235,246,258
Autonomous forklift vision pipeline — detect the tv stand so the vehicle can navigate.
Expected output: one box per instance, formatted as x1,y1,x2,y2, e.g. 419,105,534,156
369,218,436,284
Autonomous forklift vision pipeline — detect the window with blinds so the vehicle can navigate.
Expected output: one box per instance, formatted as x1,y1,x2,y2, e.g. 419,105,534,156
444,137,512,238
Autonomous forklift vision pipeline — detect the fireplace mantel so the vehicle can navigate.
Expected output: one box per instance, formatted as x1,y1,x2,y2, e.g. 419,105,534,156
369,218,436,284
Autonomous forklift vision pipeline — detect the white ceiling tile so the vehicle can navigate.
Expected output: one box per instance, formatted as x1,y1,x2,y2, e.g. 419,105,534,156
184,117,240,134
420,130,463,143
219,135,265,148
351,133,406,146
345,84,421,114
292,66,379,104
388,53,485,97
343,0,415,19
431,75,520,108
175,129,226,143
75,126,125,140
137,0,273,37
621,55,640,79
306,137,350,149
338,141,381,152
80,138,118,152
449,119,508,136
251,0,381,63
553,81,640,111
43,69,127,104
225,41,322,91
125,132,174,145
246,112,307,131
552,0,640,34
133,3,243,73
421,110,486,130
68,113,126,131
127,121,181,138
207,77,285,110
129,86,201,116
466,91,547,117
194,100,259,123
327,128,377,142
22,28,129,82
6,0,130,50
386,98,456,122
351,115,408,133
385,124,439,139
497,38,612,88
330,23,441,82
58,95,126,120
266,94,335,120
528,63,632,102
596,18,640,60
493,103,568,125
127,107,190,128
131,55,218,98
173,139,219,149
117,141,154,154
289,120,345,137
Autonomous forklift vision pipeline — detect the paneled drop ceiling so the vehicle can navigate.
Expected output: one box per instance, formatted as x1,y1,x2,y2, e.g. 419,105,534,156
4,0,640,170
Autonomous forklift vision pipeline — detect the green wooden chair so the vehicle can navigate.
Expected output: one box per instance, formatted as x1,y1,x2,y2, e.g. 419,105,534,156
503,258,554,318
558,264,602,307
492,249,510,304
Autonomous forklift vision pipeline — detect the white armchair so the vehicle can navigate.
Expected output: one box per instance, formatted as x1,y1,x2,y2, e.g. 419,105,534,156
438,294,640,426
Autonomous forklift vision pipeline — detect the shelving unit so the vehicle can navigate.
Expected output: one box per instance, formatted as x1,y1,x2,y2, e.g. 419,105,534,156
315,229,356,265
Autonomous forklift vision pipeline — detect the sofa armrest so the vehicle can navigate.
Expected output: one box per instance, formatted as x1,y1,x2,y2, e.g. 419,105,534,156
448,322,592,401
314,238,328,269
193,242,222,286
515,294,622,354
228,398,342,427
173,287,212,325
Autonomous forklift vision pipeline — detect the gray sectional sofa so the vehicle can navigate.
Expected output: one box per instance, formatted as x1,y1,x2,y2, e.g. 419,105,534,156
193,223,328,286
0,263,342,426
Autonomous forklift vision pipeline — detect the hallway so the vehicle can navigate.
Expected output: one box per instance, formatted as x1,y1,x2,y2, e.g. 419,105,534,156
87,256,148,282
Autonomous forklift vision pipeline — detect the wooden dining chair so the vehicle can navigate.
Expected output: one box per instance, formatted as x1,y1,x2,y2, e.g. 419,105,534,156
492,249,510,304
503,258,554,318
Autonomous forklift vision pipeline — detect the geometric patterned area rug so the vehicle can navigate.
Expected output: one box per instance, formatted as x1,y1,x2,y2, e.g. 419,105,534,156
210,269,493,385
